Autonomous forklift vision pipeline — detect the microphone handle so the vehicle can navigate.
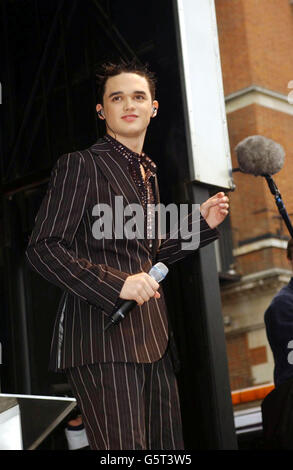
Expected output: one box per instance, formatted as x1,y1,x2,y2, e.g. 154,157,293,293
103,263,168,332
104,299,137,332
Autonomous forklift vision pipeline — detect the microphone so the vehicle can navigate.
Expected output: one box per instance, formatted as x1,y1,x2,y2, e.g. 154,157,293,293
234,135,285,176
104,262,169,332
234,135,293,238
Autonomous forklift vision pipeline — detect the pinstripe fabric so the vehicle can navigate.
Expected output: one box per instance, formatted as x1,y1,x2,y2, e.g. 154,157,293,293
66,346,184,450
25,137,219,370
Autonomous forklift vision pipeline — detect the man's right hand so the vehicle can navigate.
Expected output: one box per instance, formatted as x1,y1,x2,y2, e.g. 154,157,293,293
119,272,161,306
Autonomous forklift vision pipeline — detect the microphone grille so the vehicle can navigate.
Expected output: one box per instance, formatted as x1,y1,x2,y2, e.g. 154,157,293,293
149,262,169,282
234,135,285,176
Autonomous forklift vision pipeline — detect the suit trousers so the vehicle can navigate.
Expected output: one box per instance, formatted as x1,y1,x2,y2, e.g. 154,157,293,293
65,346,184,450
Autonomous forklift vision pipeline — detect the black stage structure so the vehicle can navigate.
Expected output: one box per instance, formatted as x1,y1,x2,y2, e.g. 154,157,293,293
0,0,237,449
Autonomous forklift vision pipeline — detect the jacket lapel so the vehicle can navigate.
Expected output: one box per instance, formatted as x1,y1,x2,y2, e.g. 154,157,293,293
90,139,160,256
90,139,142,207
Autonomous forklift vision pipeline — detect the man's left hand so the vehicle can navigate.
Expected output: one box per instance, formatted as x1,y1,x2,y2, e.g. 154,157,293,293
200,192,229,229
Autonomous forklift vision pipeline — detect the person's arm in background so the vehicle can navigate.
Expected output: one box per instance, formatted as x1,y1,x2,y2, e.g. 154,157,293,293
264,292,293,381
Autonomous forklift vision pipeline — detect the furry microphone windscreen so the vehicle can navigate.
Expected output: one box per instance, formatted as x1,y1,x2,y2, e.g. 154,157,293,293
234,135,285,176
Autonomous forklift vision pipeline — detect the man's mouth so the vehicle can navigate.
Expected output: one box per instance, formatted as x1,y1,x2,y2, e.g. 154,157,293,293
121,115,138,122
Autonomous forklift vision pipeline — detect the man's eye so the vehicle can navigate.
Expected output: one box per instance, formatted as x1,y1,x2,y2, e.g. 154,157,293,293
135,95,145,100
112,96,121,102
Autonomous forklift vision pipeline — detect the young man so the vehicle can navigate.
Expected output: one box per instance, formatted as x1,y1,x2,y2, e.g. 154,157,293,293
25,60,229,450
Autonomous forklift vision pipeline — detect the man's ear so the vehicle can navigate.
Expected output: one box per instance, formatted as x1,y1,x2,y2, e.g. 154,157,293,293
96,103,105,119
151,100,159,117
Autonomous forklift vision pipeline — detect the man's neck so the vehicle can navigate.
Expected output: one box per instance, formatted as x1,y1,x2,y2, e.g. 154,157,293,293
106,130,145,155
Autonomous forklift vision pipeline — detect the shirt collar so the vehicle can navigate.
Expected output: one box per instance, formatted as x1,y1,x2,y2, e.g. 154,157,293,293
103,133,157,175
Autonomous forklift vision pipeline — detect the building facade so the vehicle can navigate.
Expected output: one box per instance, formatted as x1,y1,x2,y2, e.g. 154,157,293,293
215,0,293,390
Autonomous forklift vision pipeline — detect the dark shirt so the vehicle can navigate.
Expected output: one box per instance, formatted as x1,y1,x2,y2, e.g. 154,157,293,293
264,277,293,387
104,134,157,249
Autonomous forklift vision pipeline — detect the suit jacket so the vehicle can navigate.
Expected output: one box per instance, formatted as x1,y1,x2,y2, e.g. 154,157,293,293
25,137,219,371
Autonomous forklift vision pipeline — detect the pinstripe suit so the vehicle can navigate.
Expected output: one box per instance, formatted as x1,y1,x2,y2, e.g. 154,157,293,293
25,136,219,449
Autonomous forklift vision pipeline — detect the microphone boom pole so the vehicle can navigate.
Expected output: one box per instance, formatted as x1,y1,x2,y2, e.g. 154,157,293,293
263,173,293,238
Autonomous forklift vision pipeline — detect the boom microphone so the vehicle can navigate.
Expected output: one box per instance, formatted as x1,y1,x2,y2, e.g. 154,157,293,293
234,135,293,238
234,135,285,176
104,262,169,331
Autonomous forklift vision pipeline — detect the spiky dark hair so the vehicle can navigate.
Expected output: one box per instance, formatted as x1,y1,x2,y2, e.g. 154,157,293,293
95,58,156,103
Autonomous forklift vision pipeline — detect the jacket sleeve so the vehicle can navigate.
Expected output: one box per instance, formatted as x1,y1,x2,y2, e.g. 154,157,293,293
155,206,220,266
25,151,129,316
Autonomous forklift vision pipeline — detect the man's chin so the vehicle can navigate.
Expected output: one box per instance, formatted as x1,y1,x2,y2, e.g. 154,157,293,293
108,127,147,139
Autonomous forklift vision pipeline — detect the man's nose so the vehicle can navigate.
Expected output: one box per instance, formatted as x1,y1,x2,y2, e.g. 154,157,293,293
123,97,135,110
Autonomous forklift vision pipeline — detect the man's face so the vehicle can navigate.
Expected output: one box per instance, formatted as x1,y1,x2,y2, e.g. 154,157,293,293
96,72,158,139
